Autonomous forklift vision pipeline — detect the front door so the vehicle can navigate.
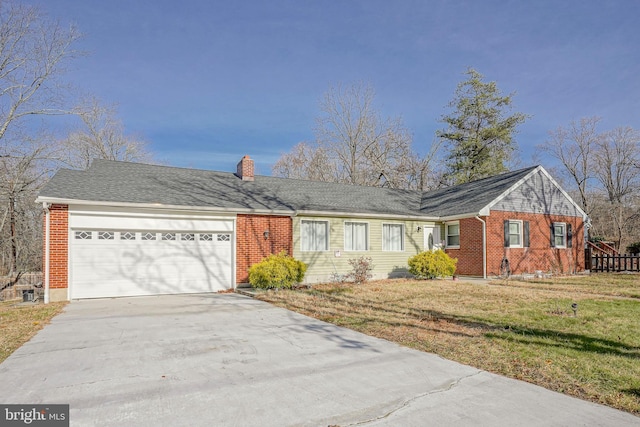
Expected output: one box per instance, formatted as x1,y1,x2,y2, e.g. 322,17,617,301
423,225,442,251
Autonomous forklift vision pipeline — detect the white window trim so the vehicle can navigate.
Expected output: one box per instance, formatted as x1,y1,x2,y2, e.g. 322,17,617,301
301,219,330,252
344,221,369,251
553,222,567,248
445,221,460,249
382,223,405,252
508,220,523,248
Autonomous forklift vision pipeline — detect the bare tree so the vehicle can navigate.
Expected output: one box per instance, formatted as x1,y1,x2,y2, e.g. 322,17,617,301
538,117,600,216
592,126,640,250
0,1,81,275
274,82,434,190
272,142,335,182
0,1,81,155
59,97,151,169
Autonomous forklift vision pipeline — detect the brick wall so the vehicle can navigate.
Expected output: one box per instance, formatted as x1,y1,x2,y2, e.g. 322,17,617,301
45,204,69,289
236,214,293,283
445,211,585,277
445,217,484,276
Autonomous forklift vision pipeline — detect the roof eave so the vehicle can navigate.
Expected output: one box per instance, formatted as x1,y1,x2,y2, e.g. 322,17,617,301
294,209,439,221
439,212,483,222
35,197,296,217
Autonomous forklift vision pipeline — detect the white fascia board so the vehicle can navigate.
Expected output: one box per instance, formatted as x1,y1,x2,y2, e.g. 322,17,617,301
536,167,588,220
480,165,588,220
35,197,296,217
481,166,542,214
439,212,482,222
294,209,439,221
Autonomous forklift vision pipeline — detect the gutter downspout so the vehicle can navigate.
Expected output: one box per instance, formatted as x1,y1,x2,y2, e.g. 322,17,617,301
475,216,487,279
43,202,50,304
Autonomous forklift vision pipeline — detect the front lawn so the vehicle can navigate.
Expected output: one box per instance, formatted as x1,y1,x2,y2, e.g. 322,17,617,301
0,301,67,363
256,274,640,415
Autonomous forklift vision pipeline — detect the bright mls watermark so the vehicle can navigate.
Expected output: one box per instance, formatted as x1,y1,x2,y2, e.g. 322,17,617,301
0,405,68,426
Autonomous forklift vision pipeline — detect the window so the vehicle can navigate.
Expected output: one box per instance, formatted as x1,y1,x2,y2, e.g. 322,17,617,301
504,220,530,248
200,233,213,241
551,223,572,248
446,222,460,247
217,234,231,242
121,232,136,241
509,221,521,246
75,231,92,240
301,220,329,251
141,232,156,241
383,223,404,251
344,222,368,251
181,233,195,241
98,231,114,240
162,232,176,241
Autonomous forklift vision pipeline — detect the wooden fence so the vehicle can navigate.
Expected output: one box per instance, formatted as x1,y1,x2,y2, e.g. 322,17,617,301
589,253,640,272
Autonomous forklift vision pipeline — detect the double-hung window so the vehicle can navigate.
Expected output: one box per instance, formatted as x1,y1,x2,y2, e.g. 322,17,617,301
445,222,460,248
382,223,404,251
551,222,572,248
344,222,368,251
301,220,329,251
504,220,530,248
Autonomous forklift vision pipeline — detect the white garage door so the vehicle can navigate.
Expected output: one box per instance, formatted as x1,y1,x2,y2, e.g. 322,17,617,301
69,208,234,299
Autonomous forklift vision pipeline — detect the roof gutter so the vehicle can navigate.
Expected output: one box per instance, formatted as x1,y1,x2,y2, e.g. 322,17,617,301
293,209,440,221
35,197,297,217
439,212,483,222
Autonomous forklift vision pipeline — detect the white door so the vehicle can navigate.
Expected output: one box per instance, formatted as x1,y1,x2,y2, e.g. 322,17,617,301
69,208,234,299
423,225,442,251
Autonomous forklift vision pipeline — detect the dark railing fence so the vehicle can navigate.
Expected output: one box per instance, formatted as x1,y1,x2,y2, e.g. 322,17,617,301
588,251,640,272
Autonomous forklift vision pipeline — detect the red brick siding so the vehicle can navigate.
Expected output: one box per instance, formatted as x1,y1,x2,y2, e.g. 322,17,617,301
446,211,585,277
45,204,69,289
236,214,292,283
445,218,484,276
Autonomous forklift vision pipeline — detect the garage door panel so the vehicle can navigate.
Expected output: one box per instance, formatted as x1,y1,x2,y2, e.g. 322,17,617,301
70,225,233,299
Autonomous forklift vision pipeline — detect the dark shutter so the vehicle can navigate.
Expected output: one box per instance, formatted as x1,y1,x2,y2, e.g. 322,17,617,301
523,221,530,248
567,224,573,248
504,220,510,247
550,224,555,247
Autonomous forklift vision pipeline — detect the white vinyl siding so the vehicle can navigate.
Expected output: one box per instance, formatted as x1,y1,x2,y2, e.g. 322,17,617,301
344,222,368,251
301,220,329,251
382,223,404,251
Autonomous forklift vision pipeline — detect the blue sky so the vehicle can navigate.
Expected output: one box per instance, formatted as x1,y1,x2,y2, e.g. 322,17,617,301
30,0,640,175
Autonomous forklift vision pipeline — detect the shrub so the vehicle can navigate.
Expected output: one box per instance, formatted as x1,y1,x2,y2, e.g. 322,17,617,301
346,256,374,284
627,242,640,255
248,251,307,289
408,250,457,279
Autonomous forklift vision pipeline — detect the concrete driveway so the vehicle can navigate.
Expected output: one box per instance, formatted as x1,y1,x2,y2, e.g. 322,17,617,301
0,294,636,426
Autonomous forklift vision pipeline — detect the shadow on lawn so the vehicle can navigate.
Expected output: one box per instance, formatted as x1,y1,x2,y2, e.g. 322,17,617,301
281,287,640,360
485,326,640,359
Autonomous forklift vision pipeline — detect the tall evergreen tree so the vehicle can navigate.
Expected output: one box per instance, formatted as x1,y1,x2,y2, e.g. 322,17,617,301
438,68,529,184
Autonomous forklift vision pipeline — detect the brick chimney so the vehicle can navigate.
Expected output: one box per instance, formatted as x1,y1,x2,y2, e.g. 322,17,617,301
236,155,255,181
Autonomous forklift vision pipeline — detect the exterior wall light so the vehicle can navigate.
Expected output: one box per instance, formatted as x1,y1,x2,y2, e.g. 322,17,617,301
263,230,270,239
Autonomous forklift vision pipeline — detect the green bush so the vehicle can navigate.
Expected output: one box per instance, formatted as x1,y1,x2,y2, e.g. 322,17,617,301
627,242,640,255
248,251,307,289
408,250,457,279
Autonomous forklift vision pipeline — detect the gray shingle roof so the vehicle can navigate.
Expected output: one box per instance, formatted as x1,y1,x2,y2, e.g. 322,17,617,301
419,167,538,217
38,159,539,219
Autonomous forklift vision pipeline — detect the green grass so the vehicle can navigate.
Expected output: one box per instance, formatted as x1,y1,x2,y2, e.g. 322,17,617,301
257,274,640,415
